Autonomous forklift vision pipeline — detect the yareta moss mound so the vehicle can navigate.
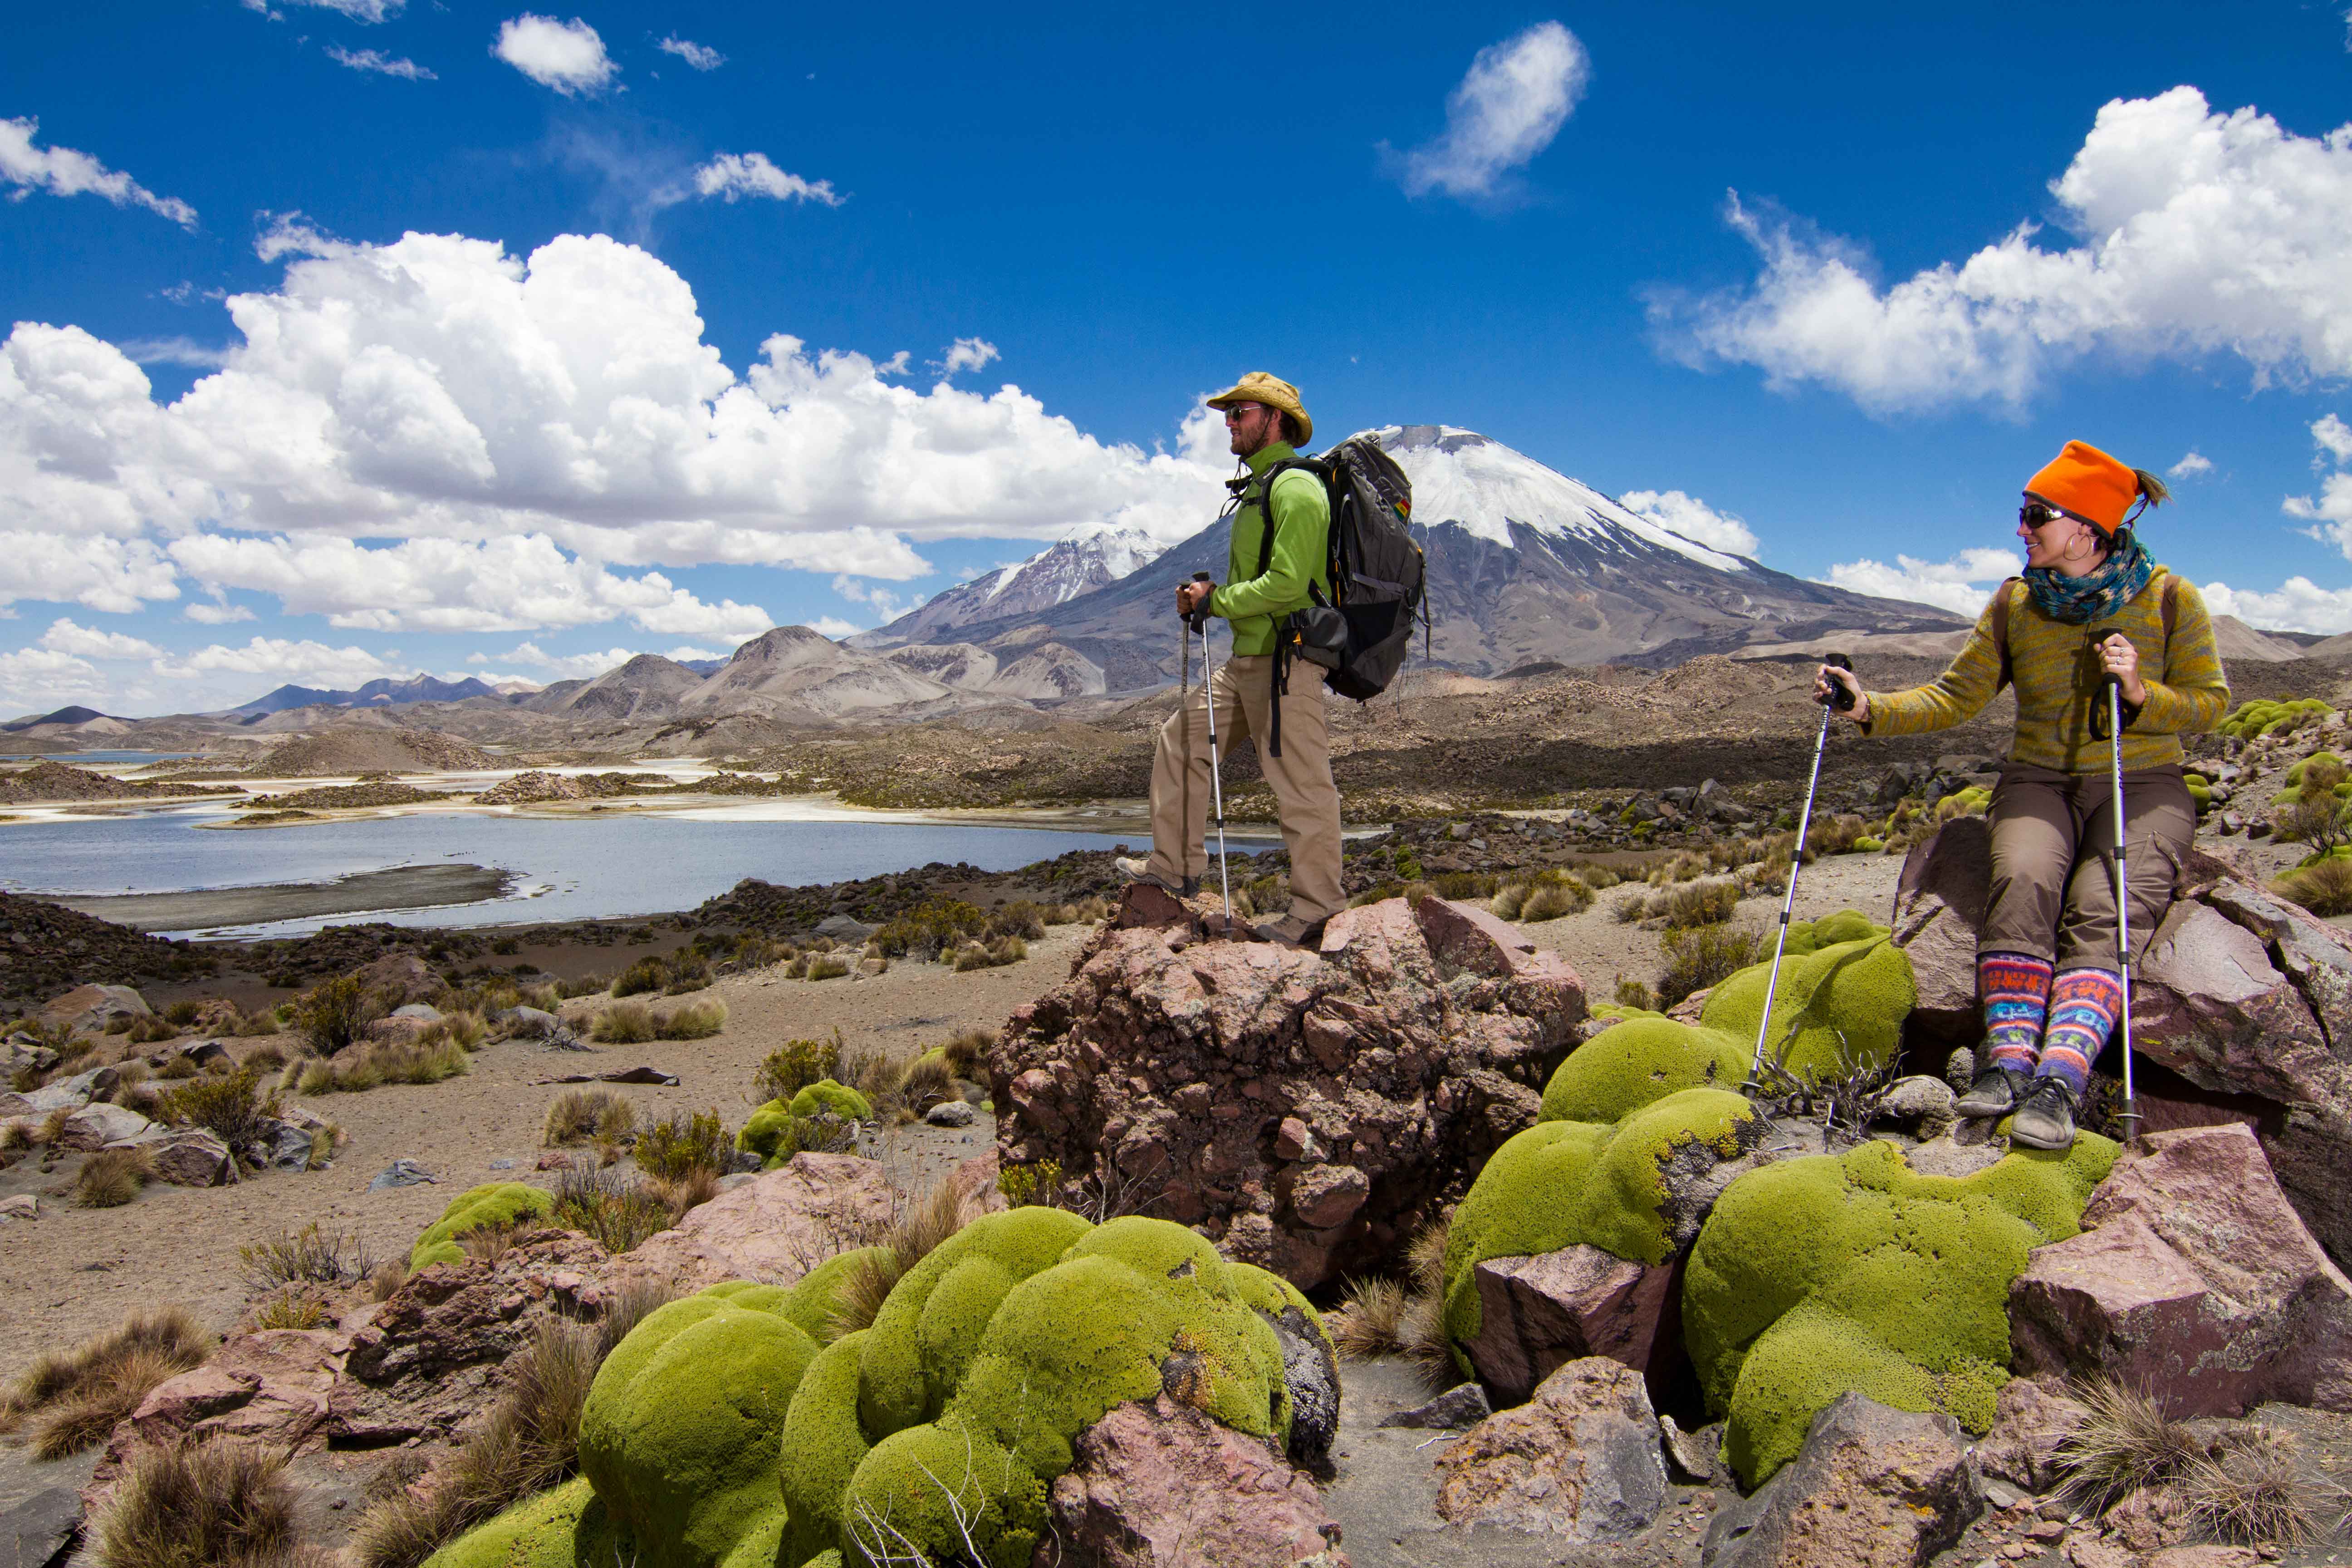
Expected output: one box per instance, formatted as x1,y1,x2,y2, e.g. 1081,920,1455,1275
428,1211,1333,1568
418,1476,618,1568
1439,1088,1761,1364
1684,1134,2117,1488
1541,1013,1750,1123
1699,910,1913,1080
789,1079,873,1122
410,1182,556,1270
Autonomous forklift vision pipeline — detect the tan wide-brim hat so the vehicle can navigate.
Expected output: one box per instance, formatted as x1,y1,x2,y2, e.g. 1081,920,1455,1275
1205,371,1312,446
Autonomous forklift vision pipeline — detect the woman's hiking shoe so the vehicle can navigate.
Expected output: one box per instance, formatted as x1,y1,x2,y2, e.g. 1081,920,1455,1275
2009,1078,2078,1151
1114,857,1197,897
1955,1065,2031,1118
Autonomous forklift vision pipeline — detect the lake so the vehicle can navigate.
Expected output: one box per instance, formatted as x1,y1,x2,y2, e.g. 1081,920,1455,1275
0,804,1268,940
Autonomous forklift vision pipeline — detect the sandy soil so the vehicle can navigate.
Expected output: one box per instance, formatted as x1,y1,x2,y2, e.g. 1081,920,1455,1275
0,924,1090,1379
43,864,516,931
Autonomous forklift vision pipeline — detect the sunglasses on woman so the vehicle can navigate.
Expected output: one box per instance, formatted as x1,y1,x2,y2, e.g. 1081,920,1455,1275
2018,501,2073,531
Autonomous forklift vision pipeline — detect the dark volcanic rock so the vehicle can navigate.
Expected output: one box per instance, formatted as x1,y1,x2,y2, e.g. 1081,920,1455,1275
988,893,1585,1289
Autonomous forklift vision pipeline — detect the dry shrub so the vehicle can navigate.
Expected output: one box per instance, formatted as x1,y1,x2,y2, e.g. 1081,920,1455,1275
240,1221,373,1291
2181,1429,2313,1545
2276,796,2352,856
1810,813,1870,854
543,1087,634,1147
348,1315,603,1568
0,1308,211,1460
937,1027,995,1077
241,1042,289,1071
159,1066,275,1152
636,1108,731,1181
1614,975,1660,1010
2058,1377,2203,1513
367,1260,408,1302
294,974,384,1057
551,1164,672,1254
1330,1276,1407,1358
75,1146,155,1208
1611,889,1648,925
655,998,727,1039
1657,923,1761,1009
988,901,1049,941
2273,854,2352,918
651,1167,721,1222
754,1033,843,1103
827,1176,970,1342
838,1045,916,1125
1655,877,1743,929
589,1001,655,1045
95,1437,314,1568
251,1290,330,1331
295,1037,468,1095
898,1052,955,1113
1649,850,1710,886
949,935,1026,972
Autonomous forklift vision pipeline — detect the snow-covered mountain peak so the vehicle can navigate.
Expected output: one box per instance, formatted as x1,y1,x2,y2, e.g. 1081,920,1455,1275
1370,425,1749,574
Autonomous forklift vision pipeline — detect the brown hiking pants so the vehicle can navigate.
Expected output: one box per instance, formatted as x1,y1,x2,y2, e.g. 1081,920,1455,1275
1147,653,1345,924
1982,761,2196,973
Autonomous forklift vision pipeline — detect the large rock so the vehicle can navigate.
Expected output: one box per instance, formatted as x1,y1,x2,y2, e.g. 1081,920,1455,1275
0,1064,121,1119
1461,1245,1677,1406
0,1484,82,1568
1893,820,2352,1264
85,1328,345,1512
990,894,1586,1289
122,1126,235,1186
1035,1394,1348,1568
2009,1122,2352,1415
333,1231,608,1442
53,1100,153,1151
355,951,439,1006
1432,1356,1666,1542
1700,1393,1981,1568
600,1152,898,1293
39,983,151,1033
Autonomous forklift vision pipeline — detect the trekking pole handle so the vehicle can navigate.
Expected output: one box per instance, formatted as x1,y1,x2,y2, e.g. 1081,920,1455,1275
2090,671,2120,740
1186,572,1214,632
1819,652,1857,712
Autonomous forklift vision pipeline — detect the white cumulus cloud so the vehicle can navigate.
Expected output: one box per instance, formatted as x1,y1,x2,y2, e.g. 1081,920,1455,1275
327,46,436,80
0,227,1233,637
657,35,724,70
39,618,162,659
1391,21,1588,201
1655,88,2352,414
0,647,108,706
183,600,255,624
691,152,840,206
808,616,860,639
154,636,397,689
2284,413,2352,561
2313,413,2352,465
0,117,196,228
2200,578,2352,634
935,338,1000,380
494,14,617,97
1618,489,1760,558
2169,450,2215,479
1820,547,2022,618
244,0,404,19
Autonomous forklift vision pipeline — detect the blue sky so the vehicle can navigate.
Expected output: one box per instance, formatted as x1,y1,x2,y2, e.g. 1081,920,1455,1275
5,1,2352,715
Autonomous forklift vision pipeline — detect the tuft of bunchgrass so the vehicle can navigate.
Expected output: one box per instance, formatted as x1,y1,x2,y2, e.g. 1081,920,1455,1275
0,1308,211,1460
74,1147,155,1208
1329,1276,1407,1359
543,1087,635,1147
589,1001,655,1045
1657,923,1761,1009
2180,1429,2313,1546
2056,1377,2204,1514
654,998,726,1040
94,1437,314,1568
2273,853,2352,919
239,1221,373,1292
550,1165,673,1254
292,1037,468,1095
826,1176,970,1342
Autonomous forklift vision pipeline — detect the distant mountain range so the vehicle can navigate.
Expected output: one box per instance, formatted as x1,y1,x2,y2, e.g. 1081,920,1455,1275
850,527,1164,651
228,674,500,719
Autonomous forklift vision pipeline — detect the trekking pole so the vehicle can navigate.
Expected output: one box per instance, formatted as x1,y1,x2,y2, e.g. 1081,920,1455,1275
1190,573,1235,933
1754,654,1855,1065
2099,653,2143,1143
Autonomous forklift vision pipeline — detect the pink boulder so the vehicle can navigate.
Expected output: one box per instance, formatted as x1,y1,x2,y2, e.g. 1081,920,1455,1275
1462,1245,1677,1406
2009,1122,2352,1416
1035,1393,1348,1568
600,1152,898,1293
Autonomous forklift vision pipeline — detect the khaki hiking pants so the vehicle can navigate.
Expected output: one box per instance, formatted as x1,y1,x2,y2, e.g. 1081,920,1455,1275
1983,761,2196,973
1147,653,1345,925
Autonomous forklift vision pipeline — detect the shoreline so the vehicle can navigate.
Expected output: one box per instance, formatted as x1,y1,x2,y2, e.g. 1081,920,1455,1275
31,864,519,931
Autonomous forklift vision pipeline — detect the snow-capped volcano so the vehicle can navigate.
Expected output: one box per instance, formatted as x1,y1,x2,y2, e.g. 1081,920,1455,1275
854,427,1965,689
852,526,1165,650
1382,424,1747,572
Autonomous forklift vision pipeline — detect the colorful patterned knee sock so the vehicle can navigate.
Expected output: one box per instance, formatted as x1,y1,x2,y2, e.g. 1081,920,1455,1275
1979,951,2053,1075
2040,969,2123,1097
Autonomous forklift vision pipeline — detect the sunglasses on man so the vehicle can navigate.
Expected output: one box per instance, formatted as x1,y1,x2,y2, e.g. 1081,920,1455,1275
1221,403,1265,424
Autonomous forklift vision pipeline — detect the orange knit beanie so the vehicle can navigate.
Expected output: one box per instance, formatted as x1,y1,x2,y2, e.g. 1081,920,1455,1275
2024,440,2166,535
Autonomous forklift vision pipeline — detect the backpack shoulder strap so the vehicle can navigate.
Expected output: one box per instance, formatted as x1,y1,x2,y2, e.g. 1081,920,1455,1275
1990,577,2023,694
1250,458,1319,580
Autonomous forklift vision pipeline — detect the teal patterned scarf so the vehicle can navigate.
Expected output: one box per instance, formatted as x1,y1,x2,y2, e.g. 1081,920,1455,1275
2024,534,2154,625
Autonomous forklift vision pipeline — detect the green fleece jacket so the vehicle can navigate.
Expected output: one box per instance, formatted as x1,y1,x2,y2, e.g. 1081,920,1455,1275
1207,441,1331,657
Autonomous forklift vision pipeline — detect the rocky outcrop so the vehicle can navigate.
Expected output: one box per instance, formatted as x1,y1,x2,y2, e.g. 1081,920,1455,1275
1036,1394,1349,1568
38,983,151,1033
990,892,1585,1289
601,1152,898,1292
85,1327,345,1513
1432,1357,1666,1542
2009,1122,2352,1415
54,1101,152,1150
1700,1393,1982,1568
1973,1377,2087,1494
1895,818,2352,1264
124,1125,235,1186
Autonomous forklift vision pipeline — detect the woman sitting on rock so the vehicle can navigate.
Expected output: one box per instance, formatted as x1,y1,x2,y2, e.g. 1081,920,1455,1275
1818,441,2228,1151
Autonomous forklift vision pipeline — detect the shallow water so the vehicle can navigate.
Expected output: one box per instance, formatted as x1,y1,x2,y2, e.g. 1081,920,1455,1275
0,804,1254,940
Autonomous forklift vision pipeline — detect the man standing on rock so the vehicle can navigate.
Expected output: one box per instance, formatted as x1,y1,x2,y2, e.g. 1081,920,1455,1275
1117,372,1344,947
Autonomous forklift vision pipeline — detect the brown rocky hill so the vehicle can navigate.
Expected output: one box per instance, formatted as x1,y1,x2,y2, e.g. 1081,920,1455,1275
253,728,496,776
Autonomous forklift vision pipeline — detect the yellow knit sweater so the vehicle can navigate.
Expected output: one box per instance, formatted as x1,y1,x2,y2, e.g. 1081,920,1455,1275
1862,566,2229,772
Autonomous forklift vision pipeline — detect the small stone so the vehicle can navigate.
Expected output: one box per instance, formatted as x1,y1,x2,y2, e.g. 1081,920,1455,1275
489,1158,516,1171
0,1193,37,1222
2029,1519,2068,1541
925,1100,975,1128
368,1158,437,1191
1377,1383,1491,1431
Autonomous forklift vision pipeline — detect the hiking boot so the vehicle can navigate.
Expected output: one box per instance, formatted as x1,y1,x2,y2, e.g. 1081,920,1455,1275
1114,857,1196,898
1954,1064,2031,1119
1253,914,1324,949
2009,1077,2078,1151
